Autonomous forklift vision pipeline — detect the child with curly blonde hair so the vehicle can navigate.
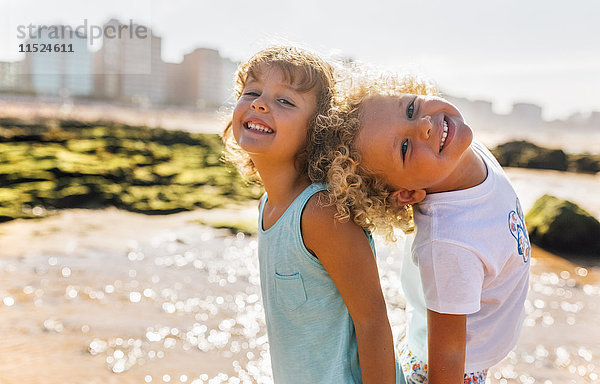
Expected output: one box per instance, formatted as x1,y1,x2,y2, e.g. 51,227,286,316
311,71,530,384
223,46,403,383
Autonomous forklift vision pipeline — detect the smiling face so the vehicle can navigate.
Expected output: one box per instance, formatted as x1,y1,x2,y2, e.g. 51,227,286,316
356,94,475,197
232,64,318,167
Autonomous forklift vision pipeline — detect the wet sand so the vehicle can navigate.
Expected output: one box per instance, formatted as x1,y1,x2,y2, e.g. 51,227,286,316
0,206,598,384
0,206,265,384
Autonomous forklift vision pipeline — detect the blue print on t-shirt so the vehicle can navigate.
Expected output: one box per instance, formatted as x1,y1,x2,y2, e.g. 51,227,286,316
508,198,531,263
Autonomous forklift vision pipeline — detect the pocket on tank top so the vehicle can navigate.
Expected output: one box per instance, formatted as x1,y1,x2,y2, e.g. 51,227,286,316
274,272,307,311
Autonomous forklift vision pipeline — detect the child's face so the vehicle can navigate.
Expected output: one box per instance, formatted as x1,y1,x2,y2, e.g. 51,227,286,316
232,65,318,165
356,94,474,196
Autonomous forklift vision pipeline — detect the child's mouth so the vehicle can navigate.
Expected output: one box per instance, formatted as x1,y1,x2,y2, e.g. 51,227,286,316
245,121,274,133
439,118,449,152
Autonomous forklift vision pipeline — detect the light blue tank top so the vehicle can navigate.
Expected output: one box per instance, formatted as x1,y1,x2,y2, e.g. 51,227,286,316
258,184,404,383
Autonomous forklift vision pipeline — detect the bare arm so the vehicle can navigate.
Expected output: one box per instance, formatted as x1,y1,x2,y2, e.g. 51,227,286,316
427,309,467,384
302,195,396,384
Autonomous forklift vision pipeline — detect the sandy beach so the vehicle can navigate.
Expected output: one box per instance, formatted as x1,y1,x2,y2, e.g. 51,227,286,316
0,206,261,384
0,203,598,384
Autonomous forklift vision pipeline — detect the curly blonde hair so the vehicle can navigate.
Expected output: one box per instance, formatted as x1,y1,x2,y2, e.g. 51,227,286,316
222,46,336,181
309,67,439,239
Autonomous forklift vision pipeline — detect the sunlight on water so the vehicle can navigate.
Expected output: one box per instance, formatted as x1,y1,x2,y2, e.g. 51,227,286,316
82,229,275,383
0,225,598,383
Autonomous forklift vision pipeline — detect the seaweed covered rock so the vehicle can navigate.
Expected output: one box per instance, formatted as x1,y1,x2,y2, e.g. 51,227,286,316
526,195,600,255
492,140,600,174
570,154,600,174
0,120,263,222
492,141,568,171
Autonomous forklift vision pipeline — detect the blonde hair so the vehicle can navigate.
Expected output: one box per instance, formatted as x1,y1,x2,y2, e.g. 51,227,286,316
309,67,439,239
222,46,336,181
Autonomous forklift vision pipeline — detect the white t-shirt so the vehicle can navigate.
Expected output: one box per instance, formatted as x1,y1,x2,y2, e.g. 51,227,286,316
401,140,531,373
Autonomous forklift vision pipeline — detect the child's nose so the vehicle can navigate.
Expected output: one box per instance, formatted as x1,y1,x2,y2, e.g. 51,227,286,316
251,97,268,112
417,116,432,139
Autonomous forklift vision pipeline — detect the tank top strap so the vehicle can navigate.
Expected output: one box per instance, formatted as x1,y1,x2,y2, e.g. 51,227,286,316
293,183,327,212
258,184,327,235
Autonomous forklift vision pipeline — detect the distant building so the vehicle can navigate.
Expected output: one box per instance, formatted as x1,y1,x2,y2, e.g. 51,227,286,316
167,48,237,108
165,61,186,105
220,57,239,106
185,48,222,108
443,96,497,130
22,27,93,96
447,96,493,114
93,19,166,104
566,112,588,125
588,111,600,129
471,99,494,116
511,102,543,127
0,61,24,92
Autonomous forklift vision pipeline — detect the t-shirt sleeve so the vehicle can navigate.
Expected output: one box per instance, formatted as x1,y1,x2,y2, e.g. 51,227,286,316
415,241,484,315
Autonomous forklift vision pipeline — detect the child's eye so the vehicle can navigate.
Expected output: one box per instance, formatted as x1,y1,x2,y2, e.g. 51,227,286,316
278,98,295,107
407,97,416,119
243,91,260,97
401,139,408,162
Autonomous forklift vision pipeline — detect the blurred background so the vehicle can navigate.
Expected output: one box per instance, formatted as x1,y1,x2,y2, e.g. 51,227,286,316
0,1,599,383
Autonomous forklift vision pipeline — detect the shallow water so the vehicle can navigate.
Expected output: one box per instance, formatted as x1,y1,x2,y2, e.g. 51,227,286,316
505,167,600,220
1,219,598,384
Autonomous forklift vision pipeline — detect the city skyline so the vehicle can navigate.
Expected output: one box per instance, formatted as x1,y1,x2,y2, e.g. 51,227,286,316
1,0,600,120
2,16,599,155
0,18,237,108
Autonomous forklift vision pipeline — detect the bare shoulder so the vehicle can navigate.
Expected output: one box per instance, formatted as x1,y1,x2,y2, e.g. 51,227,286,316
301,191,371,258
302,191,337,224
302,191,358,236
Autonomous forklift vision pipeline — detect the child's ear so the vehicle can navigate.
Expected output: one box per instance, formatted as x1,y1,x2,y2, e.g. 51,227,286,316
390,188,427,205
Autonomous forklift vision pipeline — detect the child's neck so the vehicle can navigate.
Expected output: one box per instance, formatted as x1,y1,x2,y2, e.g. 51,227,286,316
455,146,488,191
255,158,311,231
255,158,310,207
427,145,487,194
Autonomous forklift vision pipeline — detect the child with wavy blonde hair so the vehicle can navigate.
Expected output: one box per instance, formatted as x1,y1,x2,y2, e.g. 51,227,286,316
311,70,530,384
223,46,403,383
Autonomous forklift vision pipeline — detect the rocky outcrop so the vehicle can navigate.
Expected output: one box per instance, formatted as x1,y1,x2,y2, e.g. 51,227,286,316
526,195,600,256
0,119,262,222
492,141,568,171
492,141,600,174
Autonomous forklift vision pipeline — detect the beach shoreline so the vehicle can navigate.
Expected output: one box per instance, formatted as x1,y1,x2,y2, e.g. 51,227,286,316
2,96,599,154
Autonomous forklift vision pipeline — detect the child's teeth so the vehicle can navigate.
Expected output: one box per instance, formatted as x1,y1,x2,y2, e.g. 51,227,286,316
248,122,273,133
439,120,448,151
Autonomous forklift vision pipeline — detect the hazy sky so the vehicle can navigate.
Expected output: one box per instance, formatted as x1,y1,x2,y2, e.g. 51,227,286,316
2,0,599,120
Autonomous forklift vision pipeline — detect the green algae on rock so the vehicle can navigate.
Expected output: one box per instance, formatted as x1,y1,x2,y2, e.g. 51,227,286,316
0,119,263,222
526,194,600,255
492,141,600,174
